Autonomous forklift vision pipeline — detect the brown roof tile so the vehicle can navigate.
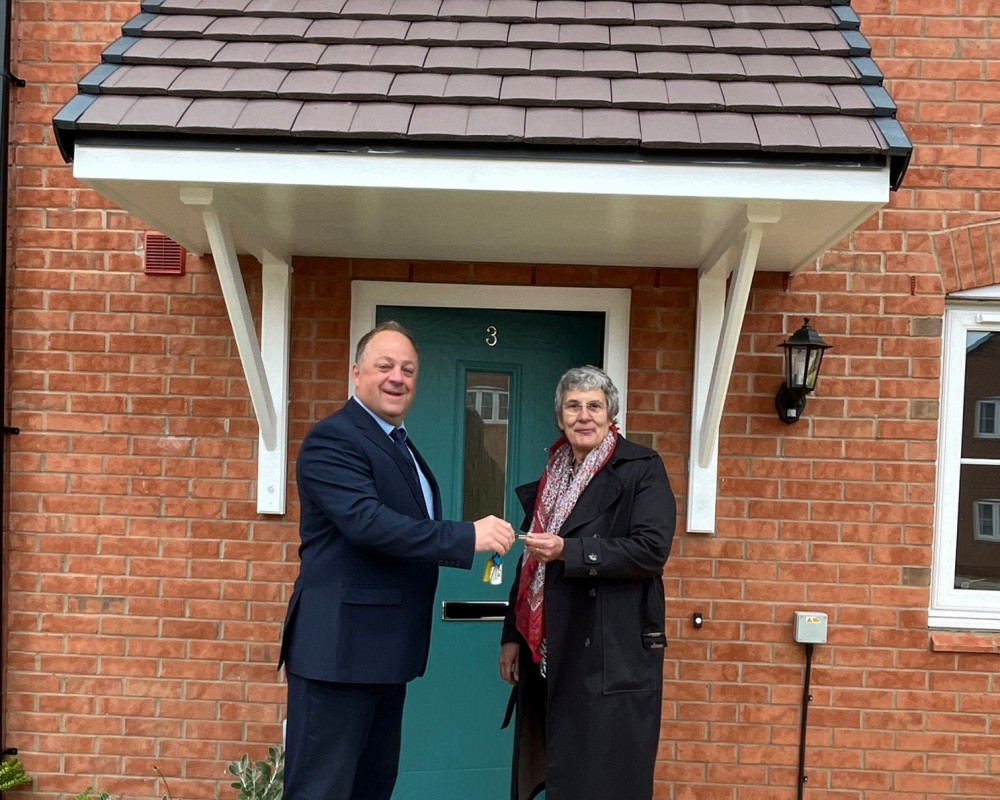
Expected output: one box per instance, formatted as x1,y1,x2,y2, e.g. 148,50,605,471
226,67,289,97
55,0,912,180
409,104,470,137
582,107,640,143
637,110,700,147
524,106,583,142
466,104,525,139
233,99,302,132
291,100,357,134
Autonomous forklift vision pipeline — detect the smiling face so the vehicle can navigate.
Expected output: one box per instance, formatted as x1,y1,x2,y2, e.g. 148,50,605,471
352,330,418,427
557,387,611,463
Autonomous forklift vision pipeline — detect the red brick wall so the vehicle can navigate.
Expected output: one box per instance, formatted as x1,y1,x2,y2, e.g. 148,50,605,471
4,2,1000,800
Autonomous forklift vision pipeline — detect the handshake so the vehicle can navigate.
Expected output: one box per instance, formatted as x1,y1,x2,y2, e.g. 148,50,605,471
473,515,517,555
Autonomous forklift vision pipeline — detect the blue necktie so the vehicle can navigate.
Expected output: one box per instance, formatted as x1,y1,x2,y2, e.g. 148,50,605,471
391,428,419,479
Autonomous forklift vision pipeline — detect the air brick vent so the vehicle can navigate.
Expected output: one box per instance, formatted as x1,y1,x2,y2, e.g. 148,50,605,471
143,232,186,276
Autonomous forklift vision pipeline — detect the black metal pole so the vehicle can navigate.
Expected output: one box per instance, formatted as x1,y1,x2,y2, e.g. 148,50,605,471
797,642,814,800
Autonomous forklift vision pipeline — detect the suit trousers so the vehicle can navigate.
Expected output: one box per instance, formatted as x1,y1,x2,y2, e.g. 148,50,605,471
284,670,407,800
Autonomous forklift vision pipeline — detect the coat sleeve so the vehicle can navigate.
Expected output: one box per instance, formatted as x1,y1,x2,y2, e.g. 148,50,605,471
298,423,475,566
561,456,675,580
500,553,525,644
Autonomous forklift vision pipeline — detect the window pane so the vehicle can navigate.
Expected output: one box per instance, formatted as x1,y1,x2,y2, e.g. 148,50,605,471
956,465,1000,590
963,333,1000,454
463,372,510,520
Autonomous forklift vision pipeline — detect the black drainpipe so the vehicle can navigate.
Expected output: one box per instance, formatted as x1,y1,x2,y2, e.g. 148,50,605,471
0,0,23,758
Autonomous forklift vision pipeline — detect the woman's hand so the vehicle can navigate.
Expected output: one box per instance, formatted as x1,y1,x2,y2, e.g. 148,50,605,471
524,532,564,563
499,642,520,685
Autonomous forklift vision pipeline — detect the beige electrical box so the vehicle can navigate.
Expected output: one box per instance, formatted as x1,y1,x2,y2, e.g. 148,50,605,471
793,611,828,644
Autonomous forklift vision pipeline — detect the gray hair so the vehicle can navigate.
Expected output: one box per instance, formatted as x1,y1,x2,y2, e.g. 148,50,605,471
554,365,619,424
354,320,418,366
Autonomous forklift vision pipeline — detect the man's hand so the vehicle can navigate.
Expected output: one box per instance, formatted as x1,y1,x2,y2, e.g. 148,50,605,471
498,642,520,685
473,515,515,555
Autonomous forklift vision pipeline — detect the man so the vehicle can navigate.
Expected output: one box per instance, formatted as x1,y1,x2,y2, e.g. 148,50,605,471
280,320,516,800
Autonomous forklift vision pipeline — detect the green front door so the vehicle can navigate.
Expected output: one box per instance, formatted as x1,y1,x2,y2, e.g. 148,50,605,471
374,306,604,800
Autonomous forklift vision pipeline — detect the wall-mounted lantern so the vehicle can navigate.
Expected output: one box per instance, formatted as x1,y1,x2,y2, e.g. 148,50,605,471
775,318,831,424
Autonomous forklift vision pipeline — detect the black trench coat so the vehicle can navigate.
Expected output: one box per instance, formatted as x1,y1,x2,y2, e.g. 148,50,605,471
501,436,676,800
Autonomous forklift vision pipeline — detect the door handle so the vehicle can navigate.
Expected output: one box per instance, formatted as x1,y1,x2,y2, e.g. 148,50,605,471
441,601,509,621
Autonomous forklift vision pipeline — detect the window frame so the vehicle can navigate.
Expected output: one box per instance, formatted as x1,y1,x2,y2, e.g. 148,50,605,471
975,397,1000,437
931,300,1000,628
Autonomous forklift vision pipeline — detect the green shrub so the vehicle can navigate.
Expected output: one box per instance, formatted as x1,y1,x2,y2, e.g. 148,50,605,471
0,758,32,792
228,747,284,800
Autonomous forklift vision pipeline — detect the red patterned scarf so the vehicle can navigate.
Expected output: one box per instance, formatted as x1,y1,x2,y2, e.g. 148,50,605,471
514,425,618,670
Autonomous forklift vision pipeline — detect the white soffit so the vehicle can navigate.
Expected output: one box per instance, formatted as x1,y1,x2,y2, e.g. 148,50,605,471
73,145,891,272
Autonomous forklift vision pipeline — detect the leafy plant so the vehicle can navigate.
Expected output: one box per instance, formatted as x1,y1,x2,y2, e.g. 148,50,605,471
0,758,32,792
228,747,284,800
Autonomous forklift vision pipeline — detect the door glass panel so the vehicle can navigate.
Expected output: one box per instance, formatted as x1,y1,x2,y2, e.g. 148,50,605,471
463,372,509,520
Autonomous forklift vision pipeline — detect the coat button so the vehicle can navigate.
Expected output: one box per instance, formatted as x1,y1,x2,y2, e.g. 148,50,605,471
587,553,598,562
588,569,597,576
588,588,596,598
592,534,599,538
584,638,591,648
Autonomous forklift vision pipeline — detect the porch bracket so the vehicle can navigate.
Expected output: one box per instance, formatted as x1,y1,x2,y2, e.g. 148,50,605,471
688,201,782,533
181,186,290,515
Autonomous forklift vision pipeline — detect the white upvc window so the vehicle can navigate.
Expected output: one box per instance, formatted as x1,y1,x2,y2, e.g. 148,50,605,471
931,298,1000,626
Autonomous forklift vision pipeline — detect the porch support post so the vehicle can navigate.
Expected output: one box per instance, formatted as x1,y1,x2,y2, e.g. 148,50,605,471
181,186,290,515
688,202,781,533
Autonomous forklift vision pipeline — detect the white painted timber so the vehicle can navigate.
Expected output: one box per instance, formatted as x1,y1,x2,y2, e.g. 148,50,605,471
257,252,291,515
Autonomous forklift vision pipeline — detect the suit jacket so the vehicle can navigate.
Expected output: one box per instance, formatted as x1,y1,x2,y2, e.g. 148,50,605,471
280,397,475,684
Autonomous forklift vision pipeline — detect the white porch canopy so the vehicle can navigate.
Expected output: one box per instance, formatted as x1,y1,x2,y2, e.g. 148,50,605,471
72,143,893,531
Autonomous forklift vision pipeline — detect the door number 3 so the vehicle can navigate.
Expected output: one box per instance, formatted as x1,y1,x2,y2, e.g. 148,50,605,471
485,325,498,347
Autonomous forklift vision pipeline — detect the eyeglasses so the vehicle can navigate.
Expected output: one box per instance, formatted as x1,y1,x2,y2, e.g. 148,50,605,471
562,401,607,417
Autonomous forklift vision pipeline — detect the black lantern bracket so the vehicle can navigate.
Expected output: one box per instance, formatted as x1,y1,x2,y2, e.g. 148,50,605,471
775,318,831,424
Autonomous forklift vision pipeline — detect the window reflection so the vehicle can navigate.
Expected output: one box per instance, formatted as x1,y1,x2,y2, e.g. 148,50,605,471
463,372,509,520
956,331,1000,590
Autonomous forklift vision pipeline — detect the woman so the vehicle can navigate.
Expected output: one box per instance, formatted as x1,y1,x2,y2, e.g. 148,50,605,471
498,365,675,800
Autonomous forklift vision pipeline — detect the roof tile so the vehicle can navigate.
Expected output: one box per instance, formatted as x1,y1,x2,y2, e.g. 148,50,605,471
350,101,413,135
632,3,684,24
586,2,634,23
779,6,838,28
609,25,660,49
666,79,724,109
485,0,537,22
356,19,412,42
812,115,882,150
406,21,461,43
144,15,213,36
659,26,712,51
830,84,872,114
637,109,700,147
121,37,174,61
119,96,195,129
466,104,525,139
171,67,237,95
500,75,557,104
635,50,690,78
439,0,490,18
343,0,394,15
444,72,502,101
370,45,429,70
582,107,640,143
762,29,819,53
741,54,799,80
710,28,766,52
291,100,357,134
215,41,277,65
102,65,185,92
611,77,668,107
455,21,510,44
731,5,783,28
558,24,610,47
160,39,226,63
389,71,449,100
508,23,561,46
318,43,377,68
531,48,585,75
265,42,326,66
696,111,759,147
776,82,839,112
389,0,443,20
753,112,821,150
293,0,348,14
256,17,312,39
682,4,734,26
524,106,583,142
278,69,342,98
304,19,362,40
233,98,302,131
793,55,857,82
334,71,395,99
203,16,263,37
688,52,744,79
177,97,248,130
76,94,141,127
535,2,585,24
409,103,470,137
424,46,480,71
720,80,780,111
247,0,301,13
477,47,531,73
582,49,636,75
555,76,612,105
226,67,290,97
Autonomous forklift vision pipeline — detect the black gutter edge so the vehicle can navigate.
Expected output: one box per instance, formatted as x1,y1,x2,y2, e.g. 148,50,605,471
52,94,98,163
874,118,913,191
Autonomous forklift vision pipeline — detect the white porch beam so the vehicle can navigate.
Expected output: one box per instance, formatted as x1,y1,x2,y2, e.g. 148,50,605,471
181,187,290,515
688,202,781,533
257,251,291,515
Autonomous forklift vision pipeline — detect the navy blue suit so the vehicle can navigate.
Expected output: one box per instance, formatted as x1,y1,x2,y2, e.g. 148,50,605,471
281,397,475,799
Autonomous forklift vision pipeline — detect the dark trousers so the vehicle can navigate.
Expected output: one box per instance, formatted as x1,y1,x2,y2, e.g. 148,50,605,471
284,671,406,800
